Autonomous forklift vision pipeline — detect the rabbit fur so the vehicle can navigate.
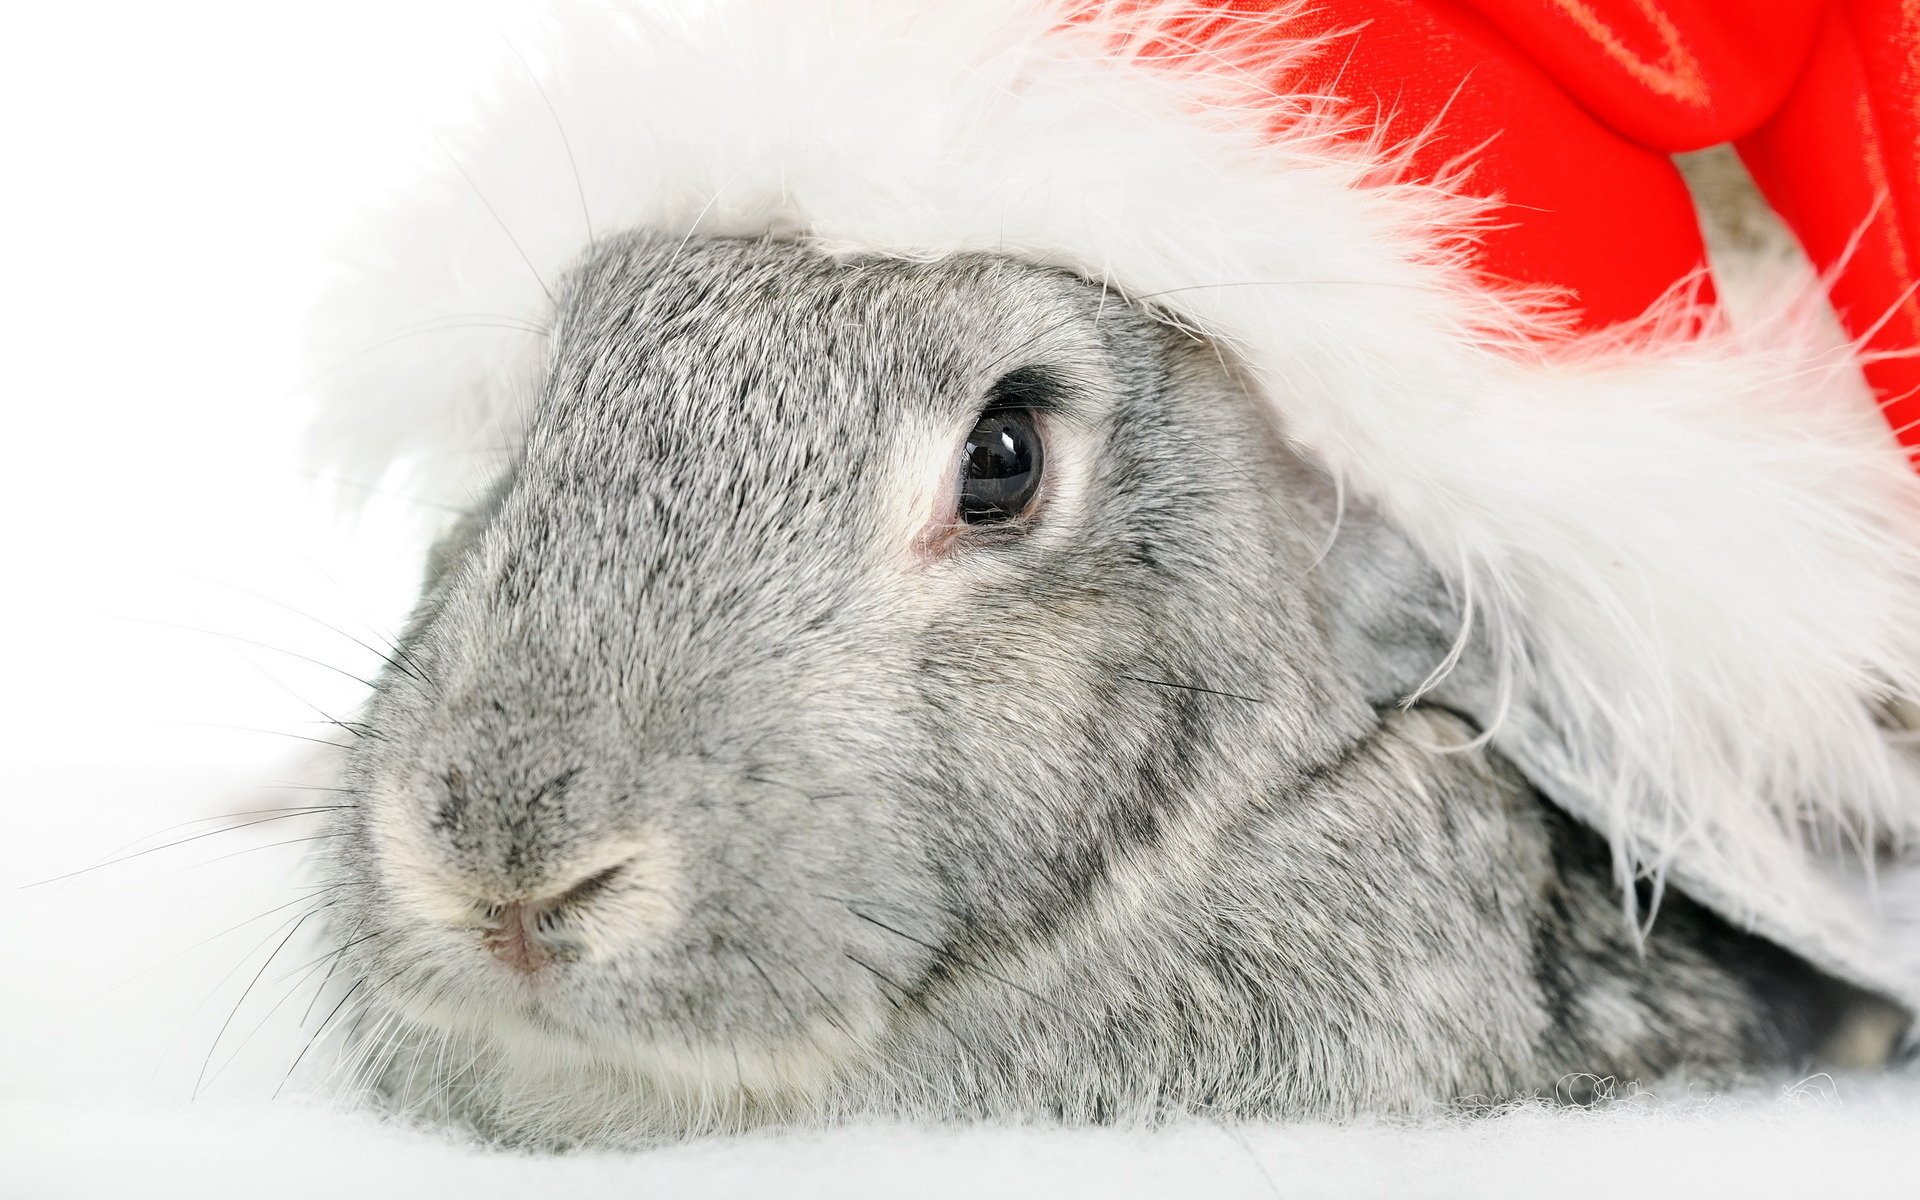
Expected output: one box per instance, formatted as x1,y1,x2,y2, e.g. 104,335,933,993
313,234,1886,1147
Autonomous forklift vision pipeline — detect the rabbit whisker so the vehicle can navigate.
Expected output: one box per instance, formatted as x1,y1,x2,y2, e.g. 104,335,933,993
276,974,367,1100
191,577,433,686
194,906,326,1100
841,905,1073,1021
27,809,345,887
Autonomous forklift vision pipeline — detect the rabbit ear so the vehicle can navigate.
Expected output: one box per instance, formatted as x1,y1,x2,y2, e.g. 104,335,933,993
1307,484,1920,1025
1307,499,1599,858
1305,488,1502,724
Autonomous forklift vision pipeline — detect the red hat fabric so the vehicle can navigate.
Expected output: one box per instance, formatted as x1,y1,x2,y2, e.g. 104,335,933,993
1154,1,1920,444
1743,0,1920,445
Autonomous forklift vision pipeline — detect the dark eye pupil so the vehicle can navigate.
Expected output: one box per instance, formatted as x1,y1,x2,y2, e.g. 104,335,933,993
959,410,1043,524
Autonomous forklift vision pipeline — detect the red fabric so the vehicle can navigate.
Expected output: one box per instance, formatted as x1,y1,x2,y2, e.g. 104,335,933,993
1461,0,1823,150
1274,0,1718,329
1135,1,1920,448
1740,1,1920,441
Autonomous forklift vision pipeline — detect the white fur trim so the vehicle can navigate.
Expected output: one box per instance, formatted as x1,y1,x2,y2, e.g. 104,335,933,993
307,0,1920,1005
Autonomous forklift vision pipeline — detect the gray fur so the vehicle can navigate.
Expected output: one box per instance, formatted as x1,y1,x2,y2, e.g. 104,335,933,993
315,234,1882,1147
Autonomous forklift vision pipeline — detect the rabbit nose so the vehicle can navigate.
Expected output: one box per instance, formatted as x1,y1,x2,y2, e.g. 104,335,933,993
475,860,628,973
479,899,564,974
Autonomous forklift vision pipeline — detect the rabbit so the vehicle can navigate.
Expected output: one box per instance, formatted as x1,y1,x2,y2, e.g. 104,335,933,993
305,229,1906,1148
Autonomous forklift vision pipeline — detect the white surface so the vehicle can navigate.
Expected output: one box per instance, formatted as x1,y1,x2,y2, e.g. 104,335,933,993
3,3,1919,1196
6,767,1920,1198
11,1089,1920,1200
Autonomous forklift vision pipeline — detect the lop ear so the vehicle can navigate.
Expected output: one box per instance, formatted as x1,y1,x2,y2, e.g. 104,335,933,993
1302,479,1669,871
1299,466,1920,1037
1296,475,1507,730
1296,471,1662,884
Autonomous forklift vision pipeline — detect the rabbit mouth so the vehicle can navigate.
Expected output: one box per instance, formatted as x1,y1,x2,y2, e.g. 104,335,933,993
334,866,904,1097
351,961,878,1120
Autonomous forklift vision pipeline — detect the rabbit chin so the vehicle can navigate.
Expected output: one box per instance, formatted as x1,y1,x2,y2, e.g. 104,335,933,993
358,995,869,1144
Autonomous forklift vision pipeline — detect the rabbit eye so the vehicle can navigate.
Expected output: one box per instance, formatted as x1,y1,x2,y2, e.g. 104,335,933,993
958,408,1044,524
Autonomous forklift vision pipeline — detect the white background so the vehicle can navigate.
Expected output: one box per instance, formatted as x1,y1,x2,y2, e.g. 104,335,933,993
0,0,523,776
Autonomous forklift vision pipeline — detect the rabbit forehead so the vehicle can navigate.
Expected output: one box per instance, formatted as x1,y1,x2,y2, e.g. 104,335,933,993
539,232,1120,447
473,236,1125,573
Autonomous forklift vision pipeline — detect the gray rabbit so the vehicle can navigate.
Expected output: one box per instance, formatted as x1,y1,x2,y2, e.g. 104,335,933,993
311,233,1904,1147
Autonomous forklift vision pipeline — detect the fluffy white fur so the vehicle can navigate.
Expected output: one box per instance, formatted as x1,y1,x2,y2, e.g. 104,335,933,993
306,0,1920,1009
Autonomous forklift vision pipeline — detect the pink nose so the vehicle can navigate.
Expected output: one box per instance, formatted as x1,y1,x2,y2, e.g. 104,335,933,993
479,899,561,974
472,859,629,973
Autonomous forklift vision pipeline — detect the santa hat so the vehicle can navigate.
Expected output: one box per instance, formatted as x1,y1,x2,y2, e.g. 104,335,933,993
309,1,1920,1023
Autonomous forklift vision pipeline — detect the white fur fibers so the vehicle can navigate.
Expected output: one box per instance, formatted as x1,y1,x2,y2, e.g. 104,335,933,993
306,0,1920,1003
